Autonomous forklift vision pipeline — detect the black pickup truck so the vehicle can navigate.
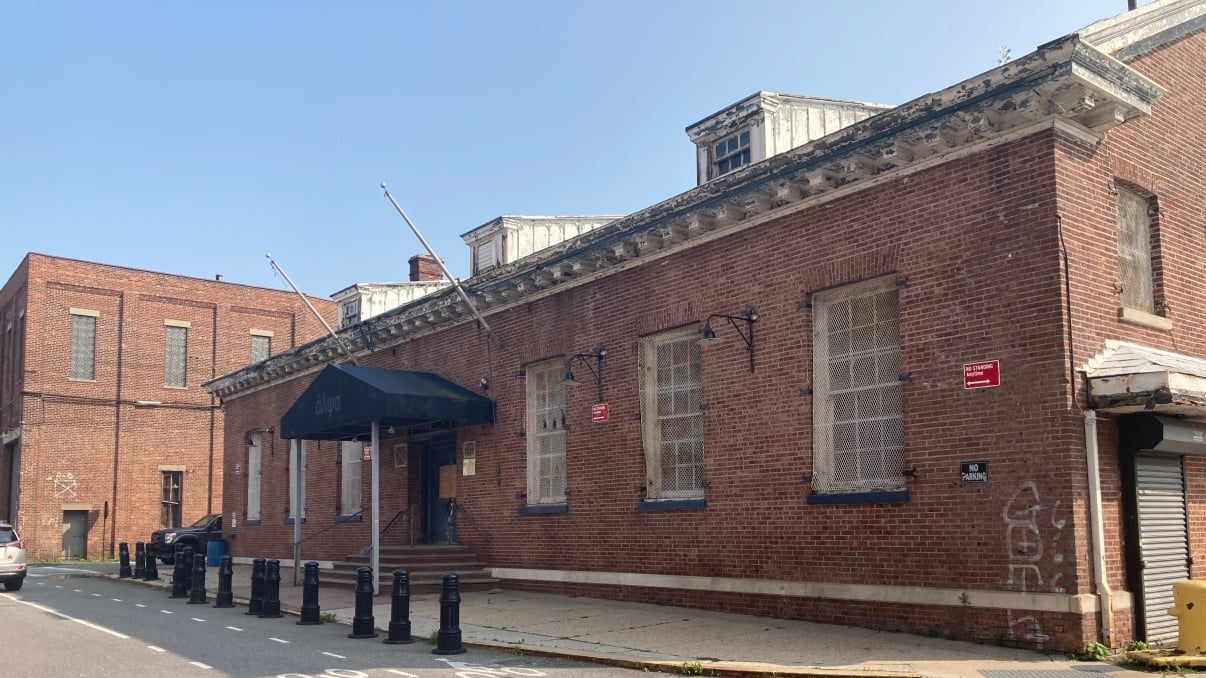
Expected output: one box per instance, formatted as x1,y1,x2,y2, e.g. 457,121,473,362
149,513,222,564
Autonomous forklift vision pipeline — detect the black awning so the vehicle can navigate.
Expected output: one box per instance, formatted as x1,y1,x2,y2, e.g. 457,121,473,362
279,364,494,440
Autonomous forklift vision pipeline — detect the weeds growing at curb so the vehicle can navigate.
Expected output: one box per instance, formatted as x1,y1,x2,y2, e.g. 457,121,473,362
319,612,338,623
677,661,704,675
1083,642,1110,661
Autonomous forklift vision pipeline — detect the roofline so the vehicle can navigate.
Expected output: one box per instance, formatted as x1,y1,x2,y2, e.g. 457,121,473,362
685,91,895,135
459,215,627,240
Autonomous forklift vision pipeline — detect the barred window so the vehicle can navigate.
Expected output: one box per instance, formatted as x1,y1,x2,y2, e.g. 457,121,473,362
812,276,903,494
69,313,97,380
640,327,704,500
1116,186,1156,314
246,433,262,522
525,359,567,505
250,334,271,363
165,325,188,387
340,441,363,516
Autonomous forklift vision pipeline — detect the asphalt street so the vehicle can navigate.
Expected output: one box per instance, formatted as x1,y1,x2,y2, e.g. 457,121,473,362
3,567,647,678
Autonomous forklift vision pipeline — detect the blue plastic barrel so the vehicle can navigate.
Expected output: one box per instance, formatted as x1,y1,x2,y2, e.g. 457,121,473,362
206,539,226,567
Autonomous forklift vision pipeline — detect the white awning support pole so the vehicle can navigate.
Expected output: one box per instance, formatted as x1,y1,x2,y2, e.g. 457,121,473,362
371,419,381,596
292,439,303,586
1084,410,1114,647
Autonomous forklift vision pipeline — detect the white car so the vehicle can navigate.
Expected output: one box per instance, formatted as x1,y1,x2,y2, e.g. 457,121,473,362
0,521,27,591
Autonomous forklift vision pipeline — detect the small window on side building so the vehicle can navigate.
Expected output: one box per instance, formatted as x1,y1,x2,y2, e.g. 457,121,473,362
165,325,188,387
251,333,271,363
69,312,97,380
713,129,751,178
1115,185,1160,315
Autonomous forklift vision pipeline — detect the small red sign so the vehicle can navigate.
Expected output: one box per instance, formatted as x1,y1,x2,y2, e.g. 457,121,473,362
231,511,238,528
591,402,610,422
234,463,242,475
362,444,372,461
964,360,1001,389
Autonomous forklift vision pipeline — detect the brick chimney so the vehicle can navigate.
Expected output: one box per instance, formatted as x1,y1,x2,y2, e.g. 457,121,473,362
409,254,443,282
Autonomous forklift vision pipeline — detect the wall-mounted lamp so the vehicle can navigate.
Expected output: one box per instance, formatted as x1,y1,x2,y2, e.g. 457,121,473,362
562,345,606,402
699,308,758,372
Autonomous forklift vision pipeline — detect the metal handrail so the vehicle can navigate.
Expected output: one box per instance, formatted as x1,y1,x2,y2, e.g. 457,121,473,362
292,510,362,547
380,502,419,546
455,502,492,543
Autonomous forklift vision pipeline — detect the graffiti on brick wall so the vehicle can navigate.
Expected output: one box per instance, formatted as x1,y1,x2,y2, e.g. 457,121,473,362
1001,480,1069,649
52,472,78,499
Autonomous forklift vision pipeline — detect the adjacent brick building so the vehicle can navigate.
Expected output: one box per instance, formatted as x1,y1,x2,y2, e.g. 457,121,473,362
206,1,1206,652
0,253,338,560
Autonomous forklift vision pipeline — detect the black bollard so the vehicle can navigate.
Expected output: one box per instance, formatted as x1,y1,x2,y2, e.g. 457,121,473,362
259,559,282,618
144,545,159,581
297,561,322,625
118,543,132,578
188,553,207,604
169,544,188,599
348,567,378,639
181,546,194,592
432,573,465,655
213,555,234,608
134,542,146,579
384,568,413,644
246,558,266,616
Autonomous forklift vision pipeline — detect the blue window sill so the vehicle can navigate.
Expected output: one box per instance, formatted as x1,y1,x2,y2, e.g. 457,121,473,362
519,504,568,515
283,517,307,525
637,499,706,511
241,519,261,526
806,489,910,505
335,514,362,523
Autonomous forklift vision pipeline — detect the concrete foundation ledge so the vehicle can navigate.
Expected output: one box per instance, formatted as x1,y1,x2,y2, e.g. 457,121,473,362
1127,649,1206,668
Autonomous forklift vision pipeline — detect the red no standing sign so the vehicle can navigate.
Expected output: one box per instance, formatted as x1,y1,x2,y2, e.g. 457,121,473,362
964,360,1001,389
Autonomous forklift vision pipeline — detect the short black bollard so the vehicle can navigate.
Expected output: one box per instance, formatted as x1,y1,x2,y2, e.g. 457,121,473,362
213,555,234,608
259,559,282,618
144,545,159,581
169,545,188,599
432,573,465,655
181,546,194,592
384,568,413,644
134,542,146,579
118,543,132,578
188,553,207,604
348,567,378,639
297,561,322,625
246,558,266,616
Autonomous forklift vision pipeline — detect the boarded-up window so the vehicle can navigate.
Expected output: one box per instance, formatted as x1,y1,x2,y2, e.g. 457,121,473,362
639,327,704,500
251,334,271,363
812,276,904,494
1116,186,1156,313
340,441,363,516
246,433,262,522
525,359,567,505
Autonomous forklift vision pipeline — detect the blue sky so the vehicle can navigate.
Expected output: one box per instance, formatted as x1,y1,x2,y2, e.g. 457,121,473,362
2,1,1147,298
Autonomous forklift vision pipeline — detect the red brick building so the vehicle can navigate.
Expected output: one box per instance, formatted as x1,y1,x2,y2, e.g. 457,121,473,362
206,1,1205,652
0,253,337,560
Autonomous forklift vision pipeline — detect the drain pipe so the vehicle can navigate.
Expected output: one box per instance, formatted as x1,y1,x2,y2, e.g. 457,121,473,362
1084,409,1115,647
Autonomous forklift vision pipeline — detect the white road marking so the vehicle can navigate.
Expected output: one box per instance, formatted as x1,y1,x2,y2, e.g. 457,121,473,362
37,582,45,586
135,603,147,608
190,617,206,622
148,646,166,653
91,593,101,597
112,598,122,602
269,637,289,644
54,585,63,589
1,594,130,639
161,610,173,614
322,651,346,658
387,672,421,677
73,589,82,592
190,662,212,670
225,626,243,632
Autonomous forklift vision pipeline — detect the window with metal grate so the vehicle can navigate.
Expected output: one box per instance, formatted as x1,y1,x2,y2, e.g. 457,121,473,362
640,327,704,499
340,441,362,516
69,313,96,380
812,276,904,494
164,325,188,387
526,359,567,504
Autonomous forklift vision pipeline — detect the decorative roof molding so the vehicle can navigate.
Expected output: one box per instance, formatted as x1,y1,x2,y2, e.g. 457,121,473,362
1079,0,1206,62
206,34,1166,401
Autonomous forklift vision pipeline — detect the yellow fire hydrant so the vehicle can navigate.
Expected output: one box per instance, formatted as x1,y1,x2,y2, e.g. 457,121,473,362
1169,580,1206,655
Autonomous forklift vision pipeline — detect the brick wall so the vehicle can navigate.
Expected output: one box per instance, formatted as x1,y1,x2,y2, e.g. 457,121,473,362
0,254,336,560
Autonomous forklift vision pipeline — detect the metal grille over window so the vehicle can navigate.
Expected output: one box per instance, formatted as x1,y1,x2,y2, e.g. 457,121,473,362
161,471,182,528
251,334,271,363
640,328,704,499
246,433,262,522
1116,186,1155,313
340,441,363,516
714,129,751,177
165,325,188,387
813,278,904,494
526,360,566,504
70,314,96,380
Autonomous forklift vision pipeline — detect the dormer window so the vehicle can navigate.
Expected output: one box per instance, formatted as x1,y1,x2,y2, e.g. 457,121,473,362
713,129,751,178
339,299,360,329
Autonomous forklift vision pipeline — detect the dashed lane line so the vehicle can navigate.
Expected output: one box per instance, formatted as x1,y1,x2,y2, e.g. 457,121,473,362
190,662,212,670
135,603,147,608
1,594,130,639
269,637,289,644
148,646,166,653
112,598,122,602
387,671,421,677
92,593,102,597
322,652,347,659
190,617,206,622
161,610,173,614
225,626,243,632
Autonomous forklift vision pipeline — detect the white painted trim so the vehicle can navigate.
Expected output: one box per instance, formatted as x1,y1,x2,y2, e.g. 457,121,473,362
250,329,274,337
491,567,1132,614
158,464,186,472
164,319,191,328
69,308,99,317
1118,307,1173,331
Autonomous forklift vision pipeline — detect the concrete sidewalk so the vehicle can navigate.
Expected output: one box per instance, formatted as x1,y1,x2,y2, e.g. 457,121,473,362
121,561,1144,678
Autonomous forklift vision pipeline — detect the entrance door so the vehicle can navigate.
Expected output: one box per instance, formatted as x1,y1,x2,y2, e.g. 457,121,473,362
62,510,88,559
1135,452,1190,644
418,431,457,544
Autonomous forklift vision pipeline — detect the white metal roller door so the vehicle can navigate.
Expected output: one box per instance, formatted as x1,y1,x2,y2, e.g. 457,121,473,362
1135,452,1189,644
